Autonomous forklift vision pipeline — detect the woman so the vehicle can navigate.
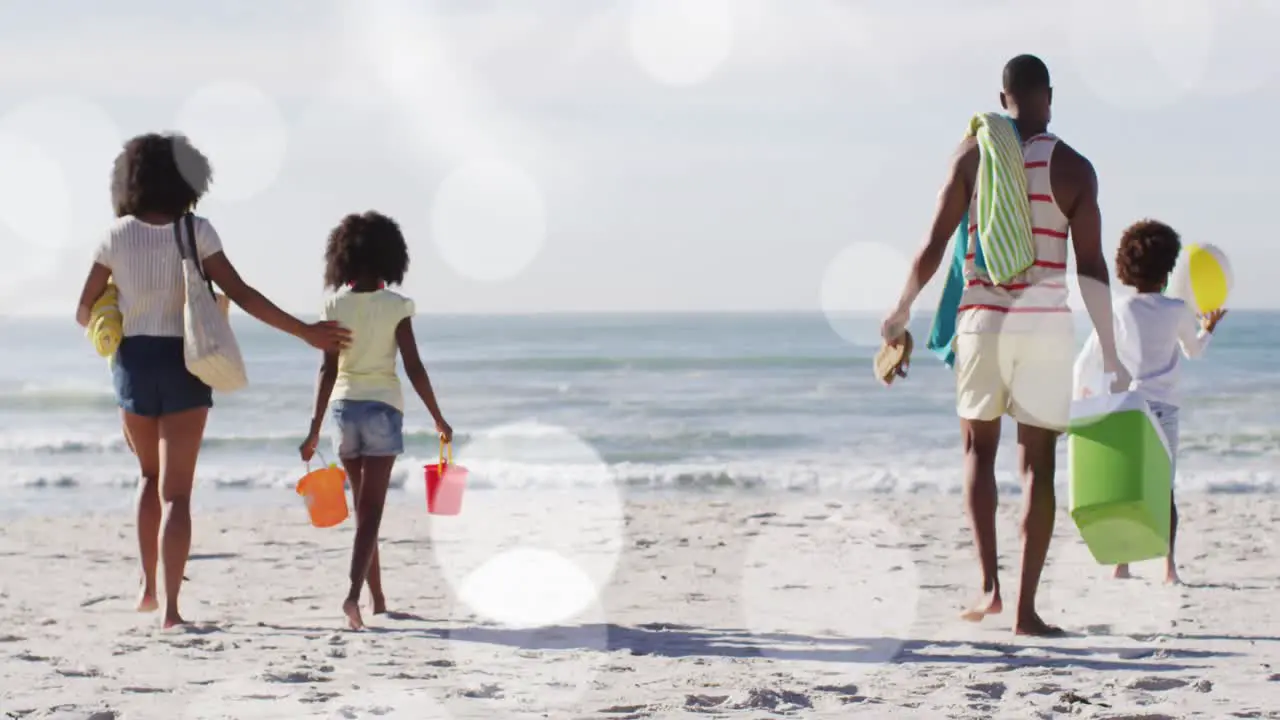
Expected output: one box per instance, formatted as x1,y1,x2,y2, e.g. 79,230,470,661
76,132,351,629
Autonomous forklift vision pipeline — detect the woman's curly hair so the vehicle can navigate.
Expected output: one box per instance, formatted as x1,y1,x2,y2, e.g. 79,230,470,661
1116,219,1182,290
110,133,212,218
324,211,409,290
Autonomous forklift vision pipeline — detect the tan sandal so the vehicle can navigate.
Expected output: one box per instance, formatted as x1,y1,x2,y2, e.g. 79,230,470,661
874,330,913,386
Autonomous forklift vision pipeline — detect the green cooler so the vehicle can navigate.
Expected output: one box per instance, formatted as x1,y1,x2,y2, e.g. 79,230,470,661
1067,392,1173,565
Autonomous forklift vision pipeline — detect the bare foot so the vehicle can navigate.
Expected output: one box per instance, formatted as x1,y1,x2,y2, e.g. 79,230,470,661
162,613,186,630
343,600,365,631
136,589,159,613
1014,612,1065,637
959,589,1002,622
371,595,388,615
1165,570,1182,586
1112,564,1132,580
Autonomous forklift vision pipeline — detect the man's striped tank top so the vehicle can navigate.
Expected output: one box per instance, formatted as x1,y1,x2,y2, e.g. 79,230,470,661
957,133,1073,335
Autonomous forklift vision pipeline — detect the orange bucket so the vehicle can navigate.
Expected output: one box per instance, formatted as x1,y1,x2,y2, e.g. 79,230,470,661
424,439,467,516
296,461,349,528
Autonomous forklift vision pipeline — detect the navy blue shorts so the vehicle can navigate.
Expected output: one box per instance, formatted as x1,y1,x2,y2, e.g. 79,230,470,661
112,336,213,418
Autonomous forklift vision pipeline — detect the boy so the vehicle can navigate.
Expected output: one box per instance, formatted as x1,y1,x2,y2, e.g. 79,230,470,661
1081,219,1226,584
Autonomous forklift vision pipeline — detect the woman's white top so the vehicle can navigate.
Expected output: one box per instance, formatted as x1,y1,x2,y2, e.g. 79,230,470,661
93,215,224,338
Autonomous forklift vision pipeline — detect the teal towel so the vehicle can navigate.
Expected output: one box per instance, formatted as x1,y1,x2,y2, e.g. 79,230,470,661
926,210,969,369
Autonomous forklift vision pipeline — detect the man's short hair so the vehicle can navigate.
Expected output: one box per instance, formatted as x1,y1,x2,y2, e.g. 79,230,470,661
1003,54,1051,98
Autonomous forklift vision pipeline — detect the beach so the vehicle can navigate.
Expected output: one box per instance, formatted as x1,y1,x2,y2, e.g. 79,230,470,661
3,312,1278,717
3,492,1278,719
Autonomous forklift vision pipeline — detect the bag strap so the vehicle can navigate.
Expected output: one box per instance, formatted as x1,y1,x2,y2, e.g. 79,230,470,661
173,213,216,298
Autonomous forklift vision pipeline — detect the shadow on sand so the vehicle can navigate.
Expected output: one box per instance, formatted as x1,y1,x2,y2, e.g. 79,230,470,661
256,619,1236,673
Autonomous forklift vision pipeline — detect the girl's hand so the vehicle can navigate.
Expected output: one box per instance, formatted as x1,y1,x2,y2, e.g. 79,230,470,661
302,321,351,352
1200,308,1227,333
299,431,320,463
436,419,453,444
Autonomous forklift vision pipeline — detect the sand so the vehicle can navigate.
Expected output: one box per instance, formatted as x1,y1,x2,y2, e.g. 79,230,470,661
2,492,1278,719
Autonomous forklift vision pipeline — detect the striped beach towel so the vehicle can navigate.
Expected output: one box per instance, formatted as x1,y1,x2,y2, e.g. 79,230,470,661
926,114,1036,368
965,112,1036,285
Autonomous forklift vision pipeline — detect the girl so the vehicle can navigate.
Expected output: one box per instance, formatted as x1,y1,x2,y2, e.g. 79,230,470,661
1077,219,1226,585
76,133,350,629
299,211,453,631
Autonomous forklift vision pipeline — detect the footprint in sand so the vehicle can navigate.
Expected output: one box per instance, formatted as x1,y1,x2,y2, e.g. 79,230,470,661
258,668,332,684
813,684,862,700
458,683,504,699
597,704,653,718
297,689,341,705
684,694,729,710
1128,676,1190,692
165,636,222,651
161,623,222,638
55,666,103,678
731,689,814,713
966,682,1006,701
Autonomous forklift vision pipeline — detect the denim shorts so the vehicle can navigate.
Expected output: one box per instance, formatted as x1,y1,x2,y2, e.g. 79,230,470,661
1148,400,1180,486
332,400,404,458
112,336,213,418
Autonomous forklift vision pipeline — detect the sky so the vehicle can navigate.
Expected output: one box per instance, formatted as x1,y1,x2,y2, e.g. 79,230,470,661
0,0,1277,316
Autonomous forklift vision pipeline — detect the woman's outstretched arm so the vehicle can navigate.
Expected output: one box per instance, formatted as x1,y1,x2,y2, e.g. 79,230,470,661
202,252,350,352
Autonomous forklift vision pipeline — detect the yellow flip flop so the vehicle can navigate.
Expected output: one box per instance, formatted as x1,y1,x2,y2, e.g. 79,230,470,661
874,330,913,386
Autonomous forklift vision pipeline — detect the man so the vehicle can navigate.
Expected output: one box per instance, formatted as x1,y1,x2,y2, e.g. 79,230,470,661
880,54,1129,637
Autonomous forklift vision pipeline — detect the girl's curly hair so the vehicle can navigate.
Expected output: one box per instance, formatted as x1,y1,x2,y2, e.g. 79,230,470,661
1116,219,1181,290
110,133,211,218
324,211,409,290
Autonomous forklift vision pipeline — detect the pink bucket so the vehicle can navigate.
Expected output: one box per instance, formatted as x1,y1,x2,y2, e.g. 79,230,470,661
424,440,467,516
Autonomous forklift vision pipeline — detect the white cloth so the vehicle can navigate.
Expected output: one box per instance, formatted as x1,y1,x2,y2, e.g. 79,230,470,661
92,215,224,338
1073,293,1211,407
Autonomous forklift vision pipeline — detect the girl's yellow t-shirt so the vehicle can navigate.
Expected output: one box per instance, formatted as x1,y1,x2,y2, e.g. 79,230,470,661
320,288,416,412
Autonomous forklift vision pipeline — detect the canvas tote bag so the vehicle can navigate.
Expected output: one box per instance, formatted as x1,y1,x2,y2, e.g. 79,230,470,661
173,213,248,393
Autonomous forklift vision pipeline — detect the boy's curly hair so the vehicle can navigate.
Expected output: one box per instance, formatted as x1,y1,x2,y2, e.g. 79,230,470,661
110,133,211,218
324,211,409,290
1116,219,1181,290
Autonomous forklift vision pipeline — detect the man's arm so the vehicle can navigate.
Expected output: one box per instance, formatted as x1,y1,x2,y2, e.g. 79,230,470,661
1058,146,1123,384
882,137,977,342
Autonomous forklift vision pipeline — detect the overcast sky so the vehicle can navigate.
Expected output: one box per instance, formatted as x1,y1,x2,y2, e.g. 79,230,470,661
1,0,1276,316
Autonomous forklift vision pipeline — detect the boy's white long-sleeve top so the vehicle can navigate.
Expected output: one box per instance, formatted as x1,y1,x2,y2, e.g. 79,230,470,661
1072,293,1212,407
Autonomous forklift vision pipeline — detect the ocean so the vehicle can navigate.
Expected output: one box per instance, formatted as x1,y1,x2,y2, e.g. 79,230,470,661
2,312,1277,519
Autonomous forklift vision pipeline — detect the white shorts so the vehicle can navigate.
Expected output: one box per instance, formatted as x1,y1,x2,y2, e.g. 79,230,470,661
954,331,1074,432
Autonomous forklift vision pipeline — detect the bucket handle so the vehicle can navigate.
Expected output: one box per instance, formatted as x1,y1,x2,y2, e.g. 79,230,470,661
437,437,452,468
305,448,333,473
298,449,334,495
